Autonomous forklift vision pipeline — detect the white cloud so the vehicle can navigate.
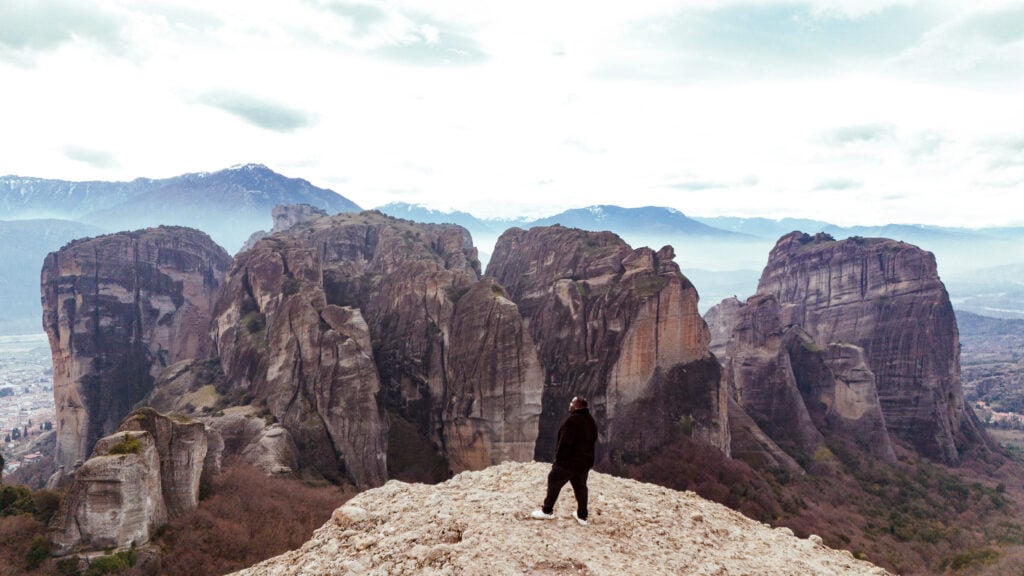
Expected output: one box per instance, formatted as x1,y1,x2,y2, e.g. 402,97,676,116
1,1,1022,228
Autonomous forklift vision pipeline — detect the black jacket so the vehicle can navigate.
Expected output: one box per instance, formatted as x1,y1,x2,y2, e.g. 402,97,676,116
554,408,598,472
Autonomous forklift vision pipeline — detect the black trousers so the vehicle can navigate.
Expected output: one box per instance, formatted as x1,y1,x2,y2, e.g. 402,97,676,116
542,464,590,519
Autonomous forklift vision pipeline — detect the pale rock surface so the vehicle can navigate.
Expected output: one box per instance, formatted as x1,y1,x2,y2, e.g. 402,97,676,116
49,431,166,555
272,203,327,233
231,462,890,576
118,408,208,517
50,410,212,555
202,409,301,477
704,296,742,360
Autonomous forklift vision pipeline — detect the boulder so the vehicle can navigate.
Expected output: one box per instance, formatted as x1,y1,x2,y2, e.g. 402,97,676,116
49,431,166,555
49,409,211,555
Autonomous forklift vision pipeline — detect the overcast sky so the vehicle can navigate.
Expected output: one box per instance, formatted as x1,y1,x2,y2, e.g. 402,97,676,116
1,1,1022,226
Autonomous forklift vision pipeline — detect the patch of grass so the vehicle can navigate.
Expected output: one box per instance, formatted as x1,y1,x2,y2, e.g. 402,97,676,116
107,433,141,455
635,275,668,297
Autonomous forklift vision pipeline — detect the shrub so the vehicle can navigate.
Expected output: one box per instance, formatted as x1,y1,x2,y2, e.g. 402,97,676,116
0,513,47,574
282,277,302,296
152,459,352,576
106,433,141,455
84,550,134,575
943,548,999,570
24,536,48,570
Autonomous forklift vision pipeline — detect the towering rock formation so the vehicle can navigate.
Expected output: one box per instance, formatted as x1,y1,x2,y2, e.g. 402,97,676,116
756,231,988,464
721,295,823,460
212,234,388,487
213,211,543,484
49,410,208,556
41,227,231,472
487,226,726,464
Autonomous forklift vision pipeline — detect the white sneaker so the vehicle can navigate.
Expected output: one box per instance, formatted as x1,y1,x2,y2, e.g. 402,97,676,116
531,509,555,520
573,511,588,526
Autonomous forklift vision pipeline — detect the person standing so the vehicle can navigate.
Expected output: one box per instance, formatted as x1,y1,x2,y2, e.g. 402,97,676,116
532,395,598,525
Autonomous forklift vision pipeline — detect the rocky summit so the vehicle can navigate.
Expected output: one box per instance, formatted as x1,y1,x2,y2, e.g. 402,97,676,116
231,461,890,576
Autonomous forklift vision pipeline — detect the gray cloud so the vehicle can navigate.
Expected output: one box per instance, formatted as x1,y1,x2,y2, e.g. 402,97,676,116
200,92,316,133
908,131,949,160
667,180,723,191
820,123,897,146
315,1,389,34
63,145,118,169
307,0,488,66
664,173,758,191
813,177,862,190
888,4,1024,84
979,137,1024,171
0,1,124,64
602,3,939,83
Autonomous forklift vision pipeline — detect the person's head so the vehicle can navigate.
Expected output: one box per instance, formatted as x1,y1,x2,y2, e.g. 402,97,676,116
569,396,588,412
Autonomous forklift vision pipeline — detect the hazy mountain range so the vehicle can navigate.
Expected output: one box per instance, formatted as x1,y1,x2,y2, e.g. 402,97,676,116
1,165,1022,335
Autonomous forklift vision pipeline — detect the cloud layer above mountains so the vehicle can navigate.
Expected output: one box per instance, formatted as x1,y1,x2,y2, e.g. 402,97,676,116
1,1,1022,227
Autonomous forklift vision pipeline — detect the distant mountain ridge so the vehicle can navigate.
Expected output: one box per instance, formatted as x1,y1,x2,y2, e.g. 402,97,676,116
0,165,362,335
0,164,361,252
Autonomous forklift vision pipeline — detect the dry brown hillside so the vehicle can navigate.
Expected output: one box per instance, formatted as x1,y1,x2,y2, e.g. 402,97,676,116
232,462,890,576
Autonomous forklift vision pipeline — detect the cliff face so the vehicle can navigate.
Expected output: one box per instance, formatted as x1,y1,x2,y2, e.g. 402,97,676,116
213,211,542,484
49,410,208,556
487,226,725,463
756,232,984,464
41,227,230,472
229,462,890,576
722,295,824,459
784,329,895,462
212,234,388,487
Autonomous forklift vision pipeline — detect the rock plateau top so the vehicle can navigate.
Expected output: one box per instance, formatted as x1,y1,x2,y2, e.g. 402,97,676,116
233,461,890,576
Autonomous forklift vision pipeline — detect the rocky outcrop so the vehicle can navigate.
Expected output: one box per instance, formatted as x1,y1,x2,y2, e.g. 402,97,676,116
784,330,895,462
291,213,541,475
721,295,823,459
487,226,725,464
272,203,327,233
49,409,208,556
212,234,388,487
757,232,986,464
42,227,231,472
117,408,208,517
230,462,890,576
705,295,741,359
444,279,544,471
49,430,165,556
213,211,543,484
